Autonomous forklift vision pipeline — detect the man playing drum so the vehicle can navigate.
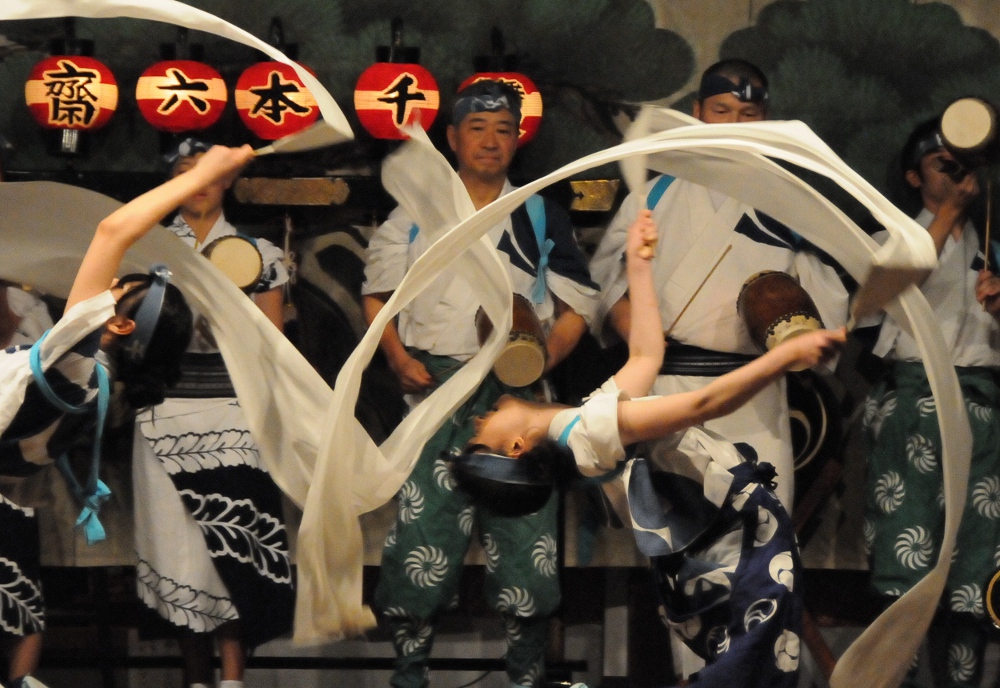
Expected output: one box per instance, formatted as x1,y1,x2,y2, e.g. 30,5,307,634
863,118,1000,688
590,59,849,512
362,79,599,688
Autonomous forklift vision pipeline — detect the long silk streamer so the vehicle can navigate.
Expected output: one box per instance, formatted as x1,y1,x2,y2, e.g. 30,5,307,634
0,4,968,683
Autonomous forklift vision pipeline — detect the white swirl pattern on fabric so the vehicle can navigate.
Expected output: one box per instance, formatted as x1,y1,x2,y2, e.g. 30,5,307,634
398,618,432,655
397,481,425,524
871,395,897,441
516,665,542,688
458,506,475,536
433,458,456,491
503,615,523,644
496,588,537,617
915,396,936,417
967,401,993,424
906,434,937,474
895,527,934,570
863,397,879,430
862,519,875,555
532,534,558,577
948,643,976,682
949,584,983,615
404,546,448,588
875,472,905,513
482,533,500,573
972,477,1000,519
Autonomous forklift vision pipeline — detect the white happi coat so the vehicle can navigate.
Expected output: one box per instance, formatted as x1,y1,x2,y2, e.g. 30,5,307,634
363,180,598,364
590,176,849,509
873,209,1000,367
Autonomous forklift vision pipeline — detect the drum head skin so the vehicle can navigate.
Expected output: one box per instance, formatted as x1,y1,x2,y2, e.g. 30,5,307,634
942,98,997,153
204,235,263,291
494,335,546,388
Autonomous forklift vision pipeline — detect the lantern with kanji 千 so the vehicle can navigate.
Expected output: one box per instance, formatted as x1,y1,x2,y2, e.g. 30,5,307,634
235,62,319,140
458,72,542,146
353,19,439,140
25,56,118,131
136,60,228,133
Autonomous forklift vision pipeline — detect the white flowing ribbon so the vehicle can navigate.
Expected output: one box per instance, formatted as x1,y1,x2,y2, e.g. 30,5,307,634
1,0,354,152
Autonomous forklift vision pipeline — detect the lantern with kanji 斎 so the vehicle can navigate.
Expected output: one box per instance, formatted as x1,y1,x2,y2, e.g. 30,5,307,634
235,62,319,140
25,56,118,131
458,72,542,146
136,60,228,133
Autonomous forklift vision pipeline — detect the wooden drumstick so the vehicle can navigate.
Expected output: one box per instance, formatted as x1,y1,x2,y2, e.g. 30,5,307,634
985,174,993,274
664,244,732,338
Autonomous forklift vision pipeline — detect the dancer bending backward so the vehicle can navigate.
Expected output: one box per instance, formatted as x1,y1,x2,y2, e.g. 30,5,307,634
463,210,846,688
131,139,294,688
589,59,848,512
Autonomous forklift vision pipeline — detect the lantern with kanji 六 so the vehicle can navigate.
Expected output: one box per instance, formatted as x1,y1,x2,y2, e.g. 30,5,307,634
136,60,228,133
459,29,542,146
235,61,319,140
353,19,439,140
25,55,118,132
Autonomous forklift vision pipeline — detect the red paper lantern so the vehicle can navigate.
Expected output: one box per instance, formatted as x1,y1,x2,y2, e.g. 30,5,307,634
235,62,319,140
136,60,228,133
24,56,118,130
458,72,543,146
354,62,439,140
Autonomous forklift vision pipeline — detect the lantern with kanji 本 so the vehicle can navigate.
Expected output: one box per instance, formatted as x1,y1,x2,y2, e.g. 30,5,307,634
354,62,439,140
25,56,118,130
235,62,319,140
458,72,543,146
136,60,228,133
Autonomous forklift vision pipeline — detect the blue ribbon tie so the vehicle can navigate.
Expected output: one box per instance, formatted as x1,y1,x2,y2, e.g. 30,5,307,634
532,238,554,305
75,480,112,545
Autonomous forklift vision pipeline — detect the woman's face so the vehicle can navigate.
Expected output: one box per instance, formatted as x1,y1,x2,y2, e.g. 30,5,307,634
468,394,531,455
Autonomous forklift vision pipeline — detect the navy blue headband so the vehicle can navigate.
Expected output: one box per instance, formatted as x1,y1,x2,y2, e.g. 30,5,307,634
122,264,172,365
164,137,211,167
699,74,768,104
906,130,945,170
450,451,552,486
453,88,521,127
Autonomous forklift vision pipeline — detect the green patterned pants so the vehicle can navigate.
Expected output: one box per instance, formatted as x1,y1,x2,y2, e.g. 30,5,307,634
374,353,561,688
864,362,1000,688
